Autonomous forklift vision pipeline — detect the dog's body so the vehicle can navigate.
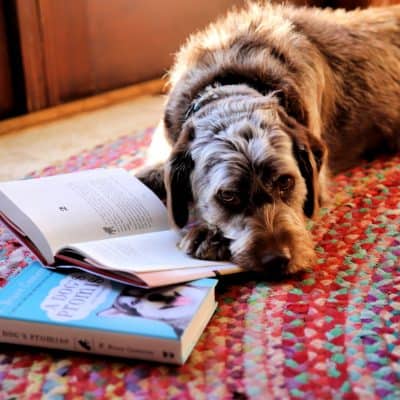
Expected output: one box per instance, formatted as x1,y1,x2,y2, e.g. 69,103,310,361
139,3,400,276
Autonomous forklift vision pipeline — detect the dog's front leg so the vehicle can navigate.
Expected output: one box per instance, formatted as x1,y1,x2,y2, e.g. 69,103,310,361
136,121,172,202
179,224,231,261
136,163,166,202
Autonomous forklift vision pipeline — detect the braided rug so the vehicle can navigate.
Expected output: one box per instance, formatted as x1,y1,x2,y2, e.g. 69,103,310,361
0,127,399,399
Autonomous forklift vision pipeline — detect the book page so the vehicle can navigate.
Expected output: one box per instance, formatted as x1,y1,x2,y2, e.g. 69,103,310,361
0,169,168,261
62,230,235,273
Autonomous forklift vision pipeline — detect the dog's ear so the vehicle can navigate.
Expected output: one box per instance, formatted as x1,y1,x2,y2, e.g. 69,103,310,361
294,134,326,218
275,83,309,127
292,140,322,218
278,109,326,218
165,124,195,228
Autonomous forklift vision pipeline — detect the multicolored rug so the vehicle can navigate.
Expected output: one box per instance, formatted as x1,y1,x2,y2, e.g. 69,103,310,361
0,127,399,399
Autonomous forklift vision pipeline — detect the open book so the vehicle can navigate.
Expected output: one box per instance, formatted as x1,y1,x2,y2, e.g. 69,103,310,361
0,168,241,288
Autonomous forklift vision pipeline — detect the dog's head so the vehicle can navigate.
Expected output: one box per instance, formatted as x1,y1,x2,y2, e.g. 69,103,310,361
165,84,326,275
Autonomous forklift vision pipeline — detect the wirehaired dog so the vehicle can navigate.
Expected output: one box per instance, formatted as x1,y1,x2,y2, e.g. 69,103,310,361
138,3,400,276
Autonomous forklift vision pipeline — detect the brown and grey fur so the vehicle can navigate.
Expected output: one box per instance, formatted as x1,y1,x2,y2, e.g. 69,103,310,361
138,3,400,276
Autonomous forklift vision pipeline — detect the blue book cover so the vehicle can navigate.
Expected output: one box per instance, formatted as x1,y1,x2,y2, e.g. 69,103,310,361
0,261,217,364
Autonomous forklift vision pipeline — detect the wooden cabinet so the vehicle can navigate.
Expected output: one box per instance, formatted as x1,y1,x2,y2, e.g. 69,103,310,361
13,0,244,114
1,0,399,120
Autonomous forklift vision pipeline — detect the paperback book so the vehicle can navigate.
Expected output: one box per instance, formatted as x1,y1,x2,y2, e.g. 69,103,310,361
0,261,217,364
0,168,242,288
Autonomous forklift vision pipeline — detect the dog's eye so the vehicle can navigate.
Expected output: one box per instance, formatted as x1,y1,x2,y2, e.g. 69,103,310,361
147,293,167,302
217,190,241,206
276,174,295,194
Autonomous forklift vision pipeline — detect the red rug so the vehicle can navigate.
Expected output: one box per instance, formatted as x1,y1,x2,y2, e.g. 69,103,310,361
0,127,399,399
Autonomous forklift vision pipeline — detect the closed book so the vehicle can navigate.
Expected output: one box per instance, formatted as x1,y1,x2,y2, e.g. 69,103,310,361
0,261,217,364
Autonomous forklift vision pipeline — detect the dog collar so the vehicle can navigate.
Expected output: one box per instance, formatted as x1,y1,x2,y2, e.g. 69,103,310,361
184,75,271,122
184,85,222,121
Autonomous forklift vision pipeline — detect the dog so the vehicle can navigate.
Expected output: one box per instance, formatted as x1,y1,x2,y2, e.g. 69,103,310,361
98,284,208,336
138,3,400,277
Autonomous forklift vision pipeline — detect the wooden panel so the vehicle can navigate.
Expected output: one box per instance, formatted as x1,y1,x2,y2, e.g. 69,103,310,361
38,0,95,104
86,0,244,92
0,0,15,118
16,0,244,110
16,0,95,110
15,0,48,111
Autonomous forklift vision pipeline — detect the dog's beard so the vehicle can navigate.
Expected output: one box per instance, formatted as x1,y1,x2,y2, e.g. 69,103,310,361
223,204,316,276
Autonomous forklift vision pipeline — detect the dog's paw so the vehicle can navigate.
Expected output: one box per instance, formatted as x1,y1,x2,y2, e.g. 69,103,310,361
179,225,231,261
135,163,166,201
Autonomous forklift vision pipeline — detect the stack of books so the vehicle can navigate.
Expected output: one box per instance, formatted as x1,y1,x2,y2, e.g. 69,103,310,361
0,168,242,364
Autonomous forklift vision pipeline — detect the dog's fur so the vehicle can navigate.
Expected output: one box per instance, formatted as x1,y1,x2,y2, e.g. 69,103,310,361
138,3,400,276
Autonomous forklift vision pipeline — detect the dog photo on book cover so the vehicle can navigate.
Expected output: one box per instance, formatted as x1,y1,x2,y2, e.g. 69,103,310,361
40,271,209,337
98,283,209,337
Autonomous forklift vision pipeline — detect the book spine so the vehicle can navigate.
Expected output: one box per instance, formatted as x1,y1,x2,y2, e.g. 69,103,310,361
0,318,183,364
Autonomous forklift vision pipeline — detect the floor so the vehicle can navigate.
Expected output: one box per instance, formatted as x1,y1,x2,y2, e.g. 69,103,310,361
0,95,165,181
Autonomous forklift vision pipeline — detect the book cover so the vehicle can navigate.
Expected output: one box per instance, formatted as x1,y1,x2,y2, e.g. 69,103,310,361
0,261,217,364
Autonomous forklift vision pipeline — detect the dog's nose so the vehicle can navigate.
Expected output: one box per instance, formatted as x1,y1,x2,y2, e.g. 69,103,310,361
260,252,290,275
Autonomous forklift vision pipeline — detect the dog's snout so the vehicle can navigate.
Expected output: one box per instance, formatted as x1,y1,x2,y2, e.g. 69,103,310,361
260,252,290,275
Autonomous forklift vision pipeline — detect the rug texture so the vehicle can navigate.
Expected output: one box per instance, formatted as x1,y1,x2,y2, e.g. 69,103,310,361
0,127,399,399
